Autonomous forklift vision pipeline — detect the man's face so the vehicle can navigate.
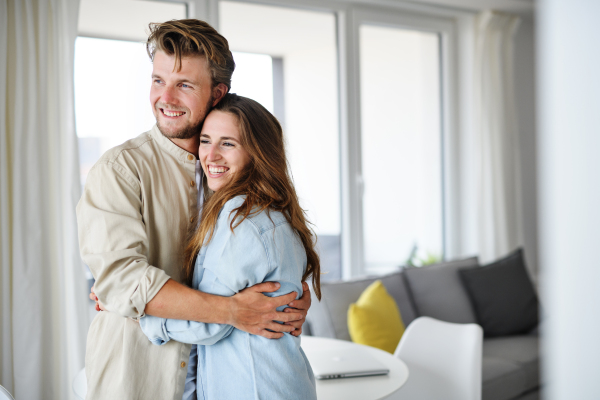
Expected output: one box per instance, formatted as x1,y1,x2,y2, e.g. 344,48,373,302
150,51,215,139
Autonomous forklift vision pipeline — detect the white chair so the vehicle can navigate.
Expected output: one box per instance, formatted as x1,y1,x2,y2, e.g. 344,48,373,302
0,385,15,400
73,367,87,400
387,316,483,400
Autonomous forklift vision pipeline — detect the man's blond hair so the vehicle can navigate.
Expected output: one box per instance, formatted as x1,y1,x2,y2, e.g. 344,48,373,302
146,19,235,90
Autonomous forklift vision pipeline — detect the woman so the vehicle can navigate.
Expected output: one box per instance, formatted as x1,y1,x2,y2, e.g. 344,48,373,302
140,93,321,400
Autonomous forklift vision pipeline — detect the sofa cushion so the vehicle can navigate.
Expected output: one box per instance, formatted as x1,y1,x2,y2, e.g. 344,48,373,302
348,280,405,353
459,248,539,337
482,335,540,400
403,257,479,324
306,271,416,341
482,357,526,400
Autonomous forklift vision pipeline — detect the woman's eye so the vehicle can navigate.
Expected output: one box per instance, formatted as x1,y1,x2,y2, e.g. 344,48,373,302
200,139,210,145
222,142,234,147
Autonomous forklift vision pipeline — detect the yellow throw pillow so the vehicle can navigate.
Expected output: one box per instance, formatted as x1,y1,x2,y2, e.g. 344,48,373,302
348,280,405,354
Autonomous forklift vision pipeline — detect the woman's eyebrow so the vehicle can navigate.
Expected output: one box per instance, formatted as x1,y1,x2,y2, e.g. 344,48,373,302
200,134,240,142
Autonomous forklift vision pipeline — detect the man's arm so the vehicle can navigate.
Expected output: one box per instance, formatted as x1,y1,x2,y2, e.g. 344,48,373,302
93,279,312,338
144,279,302,338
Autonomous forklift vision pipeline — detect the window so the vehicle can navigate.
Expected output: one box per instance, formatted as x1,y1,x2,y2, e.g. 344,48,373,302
76,0,458,280
220,2,343,280
359,25,443,272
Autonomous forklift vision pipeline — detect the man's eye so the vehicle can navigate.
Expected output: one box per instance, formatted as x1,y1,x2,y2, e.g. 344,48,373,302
181,84,191,88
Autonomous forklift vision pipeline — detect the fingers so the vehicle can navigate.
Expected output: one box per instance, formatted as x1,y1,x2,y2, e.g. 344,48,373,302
290,328,302,337
289,287,311,310
285,317,305,330
264,322,295,333
272,310,303,323
249,281,281,293
270,291,297,308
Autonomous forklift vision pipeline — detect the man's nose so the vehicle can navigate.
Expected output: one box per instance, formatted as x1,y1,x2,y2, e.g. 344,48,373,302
160,85,177,104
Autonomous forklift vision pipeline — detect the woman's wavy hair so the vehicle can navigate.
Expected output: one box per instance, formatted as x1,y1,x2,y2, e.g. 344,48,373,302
183,94,321,300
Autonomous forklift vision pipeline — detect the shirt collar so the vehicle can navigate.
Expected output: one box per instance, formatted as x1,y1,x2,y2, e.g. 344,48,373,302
149,124,196,162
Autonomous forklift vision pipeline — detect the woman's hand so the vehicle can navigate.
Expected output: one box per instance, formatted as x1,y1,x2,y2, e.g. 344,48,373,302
89,285,106,312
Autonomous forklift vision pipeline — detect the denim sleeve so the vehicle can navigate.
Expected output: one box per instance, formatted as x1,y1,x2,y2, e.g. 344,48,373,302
210,215,304,308
139,314,234,345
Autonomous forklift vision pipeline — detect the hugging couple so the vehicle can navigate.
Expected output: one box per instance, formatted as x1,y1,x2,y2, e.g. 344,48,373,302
77,18,320,400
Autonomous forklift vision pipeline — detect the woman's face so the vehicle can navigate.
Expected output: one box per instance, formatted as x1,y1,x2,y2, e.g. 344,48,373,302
199,110,251,192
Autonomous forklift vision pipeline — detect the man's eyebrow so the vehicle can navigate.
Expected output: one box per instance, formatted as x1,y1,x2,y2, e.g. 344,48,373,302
151,74,198,85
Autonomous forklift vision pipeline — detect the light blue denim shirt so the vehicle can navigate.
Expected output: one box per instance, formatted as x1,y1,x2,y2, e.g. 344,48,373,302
140,196,317,400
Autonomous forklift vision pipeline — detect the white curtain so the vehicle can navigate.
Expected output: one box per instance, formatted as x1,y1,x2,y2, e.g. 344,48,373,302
473,11,523,264
0,1,89,399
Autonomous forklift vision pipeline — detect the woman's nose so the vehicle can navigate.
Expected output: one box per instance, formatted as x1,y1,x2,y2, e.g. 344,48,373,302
207,146,221,161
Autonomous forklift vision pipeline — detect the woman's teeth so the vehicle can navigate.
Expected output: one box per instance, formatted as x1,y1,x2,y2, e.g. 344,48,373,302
209,166,228,174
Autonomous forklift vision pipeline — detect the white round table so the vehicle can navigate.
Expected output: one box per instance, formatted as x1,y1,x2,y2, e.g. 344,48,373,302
302,336,409,400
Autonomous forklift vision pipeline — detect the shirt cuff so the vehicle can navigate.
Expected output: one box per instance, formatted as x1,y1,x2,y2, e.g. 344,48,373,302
130,265,171,320
139,315,170,345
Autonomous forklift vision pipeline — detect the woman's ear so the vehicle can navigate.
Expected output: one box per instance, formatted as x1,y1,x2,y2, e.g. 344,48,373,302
212,83,228,106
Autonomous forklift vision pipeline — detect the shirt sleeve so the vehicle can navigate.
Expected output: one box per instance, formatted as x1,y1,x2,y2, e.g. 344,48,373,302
140,206,303,346
76,161,170,319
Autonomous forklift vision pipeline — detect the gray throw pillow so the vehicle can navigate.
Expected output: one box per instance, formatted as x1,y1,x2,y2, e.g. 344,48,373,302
403,257,479,324
458,248,539,337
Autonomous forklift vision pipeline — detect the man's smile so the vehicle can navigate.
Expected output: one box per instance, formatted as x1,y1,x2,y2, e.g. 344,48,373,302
160,108,186,118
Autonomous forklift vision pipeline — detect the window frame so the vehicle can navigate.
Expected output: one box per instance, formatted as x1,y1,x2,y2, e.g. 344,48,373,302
154,0,464,278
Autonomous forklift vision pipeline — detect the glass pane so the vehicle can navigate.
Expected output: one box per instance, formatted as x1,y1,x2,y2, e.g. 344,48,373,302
230,51,274,112
78,0,186,41
220,2,342,280
74,37,155,186
360,25,443,272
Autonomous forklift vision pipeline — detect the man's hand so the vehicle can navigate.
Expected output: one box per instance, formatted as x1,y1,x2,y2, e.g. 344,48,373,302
228,282,305,339
89,285,106,312
285,282,312,337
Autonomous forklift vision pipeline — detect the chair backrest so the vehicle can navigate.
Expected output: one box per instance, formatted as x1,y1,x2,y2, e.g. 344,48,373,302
73,367,87,400
0,385,15,400
392,316,483,400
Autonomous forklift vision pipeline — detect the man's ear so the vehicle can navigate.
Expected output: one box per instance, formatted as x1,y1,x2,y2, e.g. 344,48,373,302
212,83,228,106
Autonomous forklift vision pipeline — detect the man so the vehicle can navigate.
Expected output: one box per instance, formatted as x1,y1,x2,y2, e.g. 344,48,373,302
77,19,311,400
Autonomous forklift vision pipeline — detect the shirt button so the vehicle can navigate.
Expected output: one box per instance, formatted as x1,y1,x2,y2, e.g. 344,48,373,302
190,180,195,187
187,154,194,161
190,217,194,223
181,361,187,368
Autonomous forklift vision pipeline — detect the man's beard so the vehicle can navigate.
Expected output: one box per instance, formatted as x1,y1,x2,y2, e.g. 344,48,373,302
156,95,214,140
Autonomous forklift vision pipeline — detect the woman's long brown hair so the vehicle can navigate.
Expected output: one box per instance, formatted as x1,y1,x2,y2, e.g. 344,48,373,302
183,94,321,300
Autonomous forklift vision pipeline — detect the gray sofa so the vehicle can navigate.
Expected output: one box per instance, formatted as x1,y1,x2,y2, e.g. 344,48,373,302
305,256,540,400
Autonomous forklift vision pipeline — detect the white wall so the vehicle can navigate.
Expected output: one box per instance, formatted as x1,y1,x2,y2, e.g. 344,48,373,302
538,0,600,397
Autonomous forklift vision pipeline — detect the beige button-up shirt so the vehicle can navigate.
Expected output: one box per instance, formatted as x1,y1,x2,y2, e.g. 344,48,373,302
77,125,199,400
